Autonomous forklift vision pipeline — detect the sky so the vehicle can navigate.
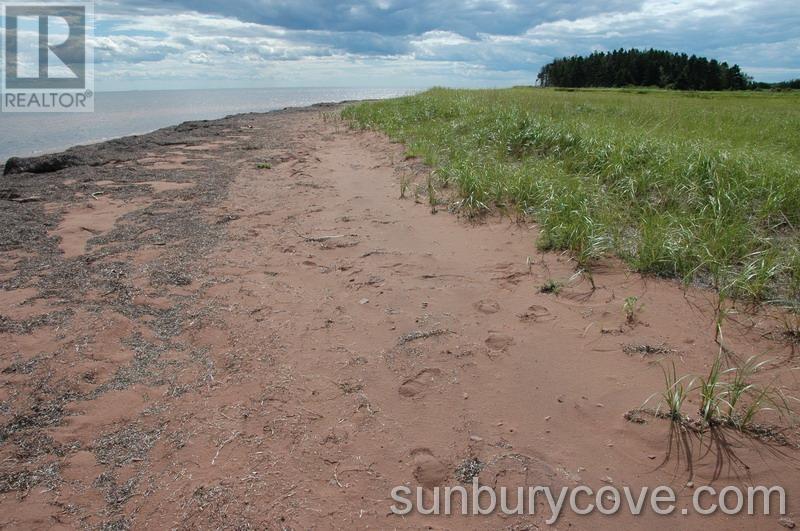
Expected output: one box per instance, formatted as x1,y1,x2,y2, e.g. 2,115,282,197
82,0,800,90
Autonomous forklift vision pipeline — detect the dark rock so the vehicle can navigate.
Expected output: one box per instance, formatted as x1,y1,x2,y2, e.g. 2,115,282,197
174,120,211,133
0,189,20,200
4,152,85,175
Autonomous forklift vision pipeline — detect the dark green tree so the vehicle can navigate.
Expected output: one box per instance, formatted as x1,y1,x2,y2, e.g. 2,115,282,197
537,48,754,91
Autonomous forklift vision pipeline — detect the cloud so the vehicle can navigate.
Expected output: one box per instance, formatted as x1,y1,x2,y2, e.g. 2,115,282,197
106,0,646,37
88,0,799,89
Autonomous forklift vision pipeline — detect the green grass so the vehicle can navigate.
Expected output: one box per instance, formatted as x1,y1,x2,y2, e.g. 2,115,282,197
658,362,693,421
343,87,800,302
539,279,563,295
698,355,726,424
623,296,641,324
643,353,797,432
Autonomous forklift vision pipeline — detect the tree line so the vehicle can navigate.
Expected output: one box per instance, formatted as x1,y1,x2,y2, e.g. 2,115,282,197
537,49,755,90
752,79,800,90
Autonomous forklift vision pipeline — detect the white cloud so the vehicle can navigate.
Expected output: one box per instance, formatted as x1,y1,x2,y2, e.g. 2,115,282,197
87,0,799,89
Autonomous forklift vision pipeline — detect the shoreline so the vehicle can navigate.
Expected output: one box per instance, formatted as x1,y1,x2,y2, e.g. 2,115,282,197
2,100,357,169
0,85,415,163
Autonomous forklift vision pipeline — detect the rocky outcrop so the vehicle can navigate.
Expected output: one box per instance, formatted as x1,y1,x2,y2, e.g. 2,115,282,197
4,153,86,176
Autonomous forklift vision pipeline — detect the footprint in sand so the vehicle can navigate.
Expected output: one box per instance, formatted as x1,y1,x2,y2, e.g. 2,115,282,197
479,453,560,491
474,299,501,314
485,333,514,351
398,368,442,398
518,304,555,323
411,448,449,488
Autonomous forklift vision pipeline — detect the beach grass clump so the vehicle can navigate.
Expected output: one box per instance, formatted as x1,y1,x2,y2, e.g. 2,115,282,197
642,353,797,434
659,362,693,421
623,296,640,324
343,87,800,302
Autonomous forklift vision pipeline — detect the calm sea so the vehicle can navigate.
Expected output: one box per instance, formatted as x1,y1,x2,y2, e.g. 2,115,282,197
0,87,414,162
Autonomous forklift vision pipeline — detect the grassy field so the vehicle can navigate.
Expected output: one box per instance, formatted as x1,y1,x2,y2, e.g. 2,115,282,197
343,88,800,304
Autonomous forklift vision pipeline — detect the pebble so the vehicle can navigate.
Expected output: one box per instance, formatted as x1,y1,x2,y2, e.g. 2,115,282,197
469,435,483,442
359,298,369,305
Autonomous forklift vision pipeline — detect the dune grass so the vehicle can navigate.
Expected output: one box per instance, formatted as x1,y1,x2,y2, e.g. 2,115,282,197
343,87,800,304
636,352,796,437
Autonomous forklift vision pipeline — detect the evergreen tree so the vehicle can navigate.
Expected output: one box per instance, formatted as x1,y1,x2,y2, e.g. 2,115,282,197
537,48,754,90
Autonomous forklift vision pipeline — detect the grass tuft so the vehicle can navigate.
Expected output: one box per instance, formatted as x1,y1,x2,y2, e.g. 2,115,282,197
641,352,797,435
658,362,693,421
623,296,641,324
539,279,563,295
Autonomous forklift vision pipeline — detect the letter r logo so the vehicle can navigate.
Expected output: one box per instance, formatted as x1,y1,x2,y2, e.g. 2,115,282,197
4,5,86,89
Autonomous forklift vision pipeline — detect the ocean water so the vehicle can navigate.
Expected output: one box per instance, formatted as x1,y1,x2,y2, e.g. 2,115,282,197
0,87,414,162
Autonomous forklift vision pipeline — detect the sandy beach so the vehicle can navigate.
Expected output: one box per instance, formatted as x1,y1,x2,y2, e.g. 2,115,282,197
0,105,798,529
